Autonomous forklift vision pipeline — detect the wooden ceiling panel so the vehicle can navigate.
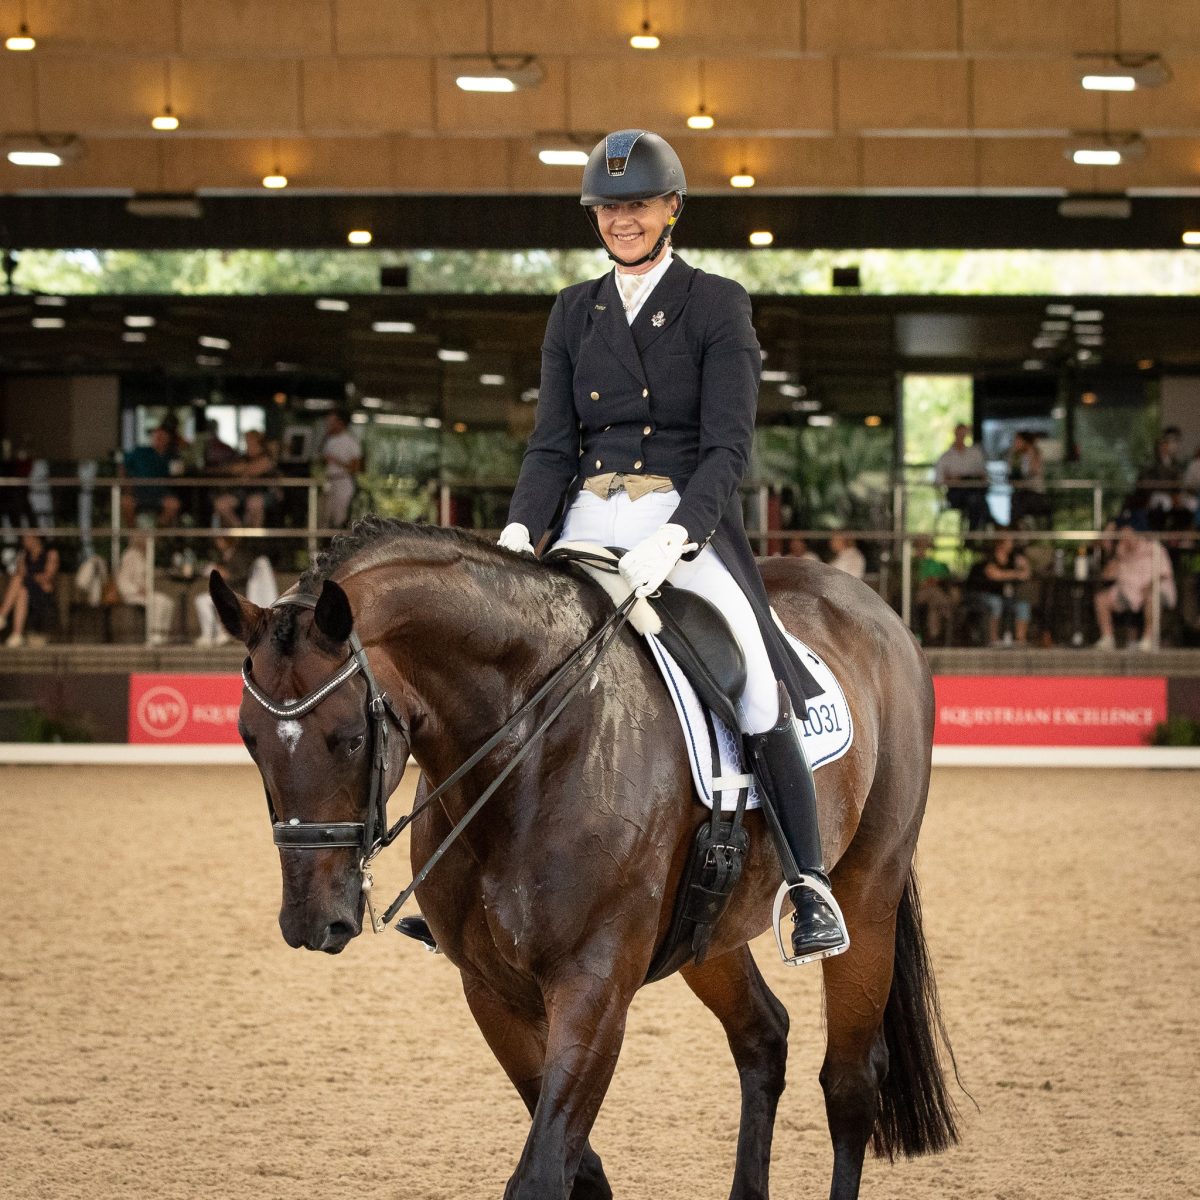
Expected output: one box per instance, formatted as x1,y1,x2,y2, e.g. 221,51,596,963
805,0,959,54
20,0,177,54
837,58,970,131
975,137,1080,190
435,56,569,134
299,137,396,189
30,137,161,190
179,1,334,58
36,57,166,132
0,54,37,129
1120,0,1200,55
659,0,803,56
493,0,638,56
567,55,695,133
972,58,1103,132
302,57,435,133
388,134,513,191
1103,138,1200,190
861,138,976,189
334,0,488,56
1109,57,1200,131
705,57,834,132
961,0,1119,54
171,59,301,133
677,135,859,190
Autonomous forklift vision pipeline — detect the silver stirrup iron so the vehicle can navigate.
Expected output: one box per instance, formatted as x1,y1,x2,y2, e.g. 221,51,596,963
771,875,850,967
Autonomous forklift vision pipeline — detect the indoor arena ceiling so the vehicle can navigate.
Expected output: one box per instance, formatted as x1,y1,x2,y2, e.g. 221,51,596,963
2,0,1200,206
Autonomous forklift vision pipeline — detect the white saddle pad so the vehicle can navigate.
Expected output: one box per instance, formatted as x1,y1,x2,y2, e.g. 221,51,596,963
645,632,854,813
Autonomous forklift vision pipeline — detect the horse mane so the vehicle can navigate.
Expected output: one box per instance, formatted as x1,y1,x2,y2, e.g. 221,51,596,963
271,517,592,653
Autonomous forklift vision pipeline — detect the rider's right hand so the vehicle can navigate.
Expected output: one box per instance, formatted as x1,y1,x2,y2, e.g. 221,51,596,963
498,523,535,555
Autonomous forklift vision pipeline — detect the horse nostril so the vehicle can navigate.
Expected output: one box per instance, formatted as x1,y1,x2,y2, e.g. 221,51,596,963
319,920,356,953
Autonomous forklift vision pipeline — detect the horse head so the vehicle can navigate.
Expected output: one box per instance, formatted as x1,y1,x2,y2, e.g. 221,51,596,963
211,568,411,954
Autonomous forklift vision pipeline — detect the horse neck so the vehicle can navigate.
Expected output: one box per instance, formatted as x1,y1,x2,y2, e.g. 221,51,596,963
349,549,600,775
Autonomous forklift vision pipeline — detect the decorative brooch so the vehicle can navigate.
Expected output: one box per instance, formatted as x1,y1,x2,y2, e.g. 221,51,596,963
651,310,666,327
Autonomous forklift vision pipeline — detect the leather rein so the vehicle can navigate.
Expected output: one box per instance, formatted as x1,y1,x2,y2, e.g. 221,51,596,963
241,565,636,934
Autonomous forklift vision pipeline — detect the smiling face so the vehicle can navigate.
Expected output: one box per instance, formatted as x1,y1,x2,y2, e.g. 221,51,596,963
594,195,677,272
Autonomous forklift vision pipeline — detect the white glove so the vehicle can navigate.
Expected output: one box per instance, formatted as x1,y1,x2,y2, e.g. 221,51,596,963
619,523,697,598
498,522,535,555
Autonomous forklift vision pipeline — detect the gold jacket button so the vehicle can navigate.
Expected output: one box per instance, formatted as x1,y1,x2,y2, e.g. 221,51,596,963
595,459,603,469
590,391,600,400
643,425,652,435
633,460,643,470
642,388,649,398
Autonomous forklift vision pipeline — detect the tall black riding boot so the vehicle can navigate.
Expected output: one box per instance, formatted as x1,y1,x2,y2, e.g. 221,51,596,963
745,683,850,965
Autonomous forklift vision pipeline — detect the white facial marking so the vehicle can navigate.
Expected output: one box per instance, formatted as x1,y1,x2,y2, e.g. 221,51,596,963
277,719,303,755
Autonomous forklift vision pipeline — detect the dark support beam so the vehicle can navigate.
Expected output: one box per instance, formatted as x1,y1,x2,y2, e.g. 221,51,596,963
3,194,1200,251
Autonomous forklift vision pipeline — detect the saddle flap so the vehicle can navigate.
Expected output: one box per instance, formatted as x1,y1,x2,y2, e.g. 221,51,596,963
650,585,747,731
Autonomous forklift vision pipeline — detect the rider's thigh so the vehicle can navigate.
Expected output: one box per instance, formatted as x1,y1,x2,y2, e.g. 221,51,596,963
669,546,779,734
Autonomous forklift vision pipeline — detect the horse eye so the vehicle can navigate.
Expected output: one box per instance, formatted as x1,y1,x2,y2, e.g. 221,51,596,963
347,734,365,754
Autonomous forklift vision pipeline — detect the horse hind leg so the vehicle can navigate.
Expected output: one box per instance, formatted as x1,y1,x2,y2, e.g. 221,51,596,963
462,977,613,1200
680,944,789,1200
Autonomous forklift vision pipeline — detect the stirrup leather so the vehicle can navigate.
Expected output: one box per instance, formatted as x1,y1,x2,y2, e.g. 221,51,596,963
771,874,850,967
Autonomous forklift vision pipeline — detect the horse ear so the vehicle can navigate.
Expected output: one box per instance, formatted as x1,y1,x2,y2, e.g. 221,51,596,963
209,569,264,645
313,579,354,644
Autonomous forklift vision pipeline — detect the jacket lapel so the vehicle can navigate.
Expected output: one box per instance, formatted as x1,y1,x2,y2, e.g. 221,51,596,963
586,273,647,389
631,256,694,355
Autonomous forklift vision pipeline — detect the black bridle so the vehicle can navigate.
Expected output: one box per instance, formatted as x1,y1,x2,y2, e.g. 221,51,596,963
240,568,636,934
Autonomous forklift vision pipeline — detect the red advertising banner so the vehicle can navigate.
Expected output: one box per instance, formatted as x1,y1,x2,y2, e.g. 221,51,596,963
933,675,1166,746
129,673,243,744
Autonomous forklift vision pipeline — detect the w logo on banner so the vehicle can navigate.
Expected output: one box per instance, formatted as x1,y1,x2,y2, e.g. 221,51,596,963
129,675,243,744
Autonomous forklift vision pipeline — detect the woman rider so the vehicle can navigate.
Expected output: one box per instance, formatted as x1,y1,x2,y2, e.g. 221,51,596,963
495,129,849,965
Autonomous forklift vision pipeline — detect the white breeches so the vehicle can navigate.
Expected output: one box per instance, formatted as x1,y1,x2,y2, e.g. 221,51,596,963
555,488,780,734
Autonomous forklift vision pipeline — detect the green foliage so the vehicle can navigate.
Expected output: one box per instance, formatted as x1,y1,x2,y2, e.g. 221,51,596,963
18,706,94,743
1149,716,1200,746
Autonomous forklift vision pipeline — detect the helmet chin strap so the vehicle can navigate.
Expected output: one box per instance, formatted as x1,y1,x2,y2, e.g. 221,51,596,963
587,199,685,269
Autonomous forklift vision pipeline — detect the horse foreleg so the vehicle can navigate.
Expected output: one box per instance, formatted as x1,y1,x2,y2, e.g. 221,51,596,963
818,865,899,1200
680,945,789,1200
462,975,615,1200
502,971,634,1200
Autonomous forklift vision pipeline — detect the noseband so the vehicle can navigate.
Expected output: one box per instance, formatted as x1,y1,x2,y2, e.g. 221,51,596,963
241,593,404,860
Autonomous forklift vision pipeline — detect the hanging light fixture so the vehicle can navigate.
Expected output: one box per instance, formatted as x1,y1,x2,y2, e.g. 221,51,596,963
5,1,35,50
347,229,373,245
1065,132,1146,166
152,60,179,130
262,140,287,188
730,168,755,188
1077,52,1171,91
630,0,660,49
687,62,715,129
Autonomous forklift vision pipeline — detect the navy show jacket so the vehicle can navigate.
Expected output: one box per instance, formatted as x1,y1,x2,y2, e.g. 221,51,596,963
508,255,821,704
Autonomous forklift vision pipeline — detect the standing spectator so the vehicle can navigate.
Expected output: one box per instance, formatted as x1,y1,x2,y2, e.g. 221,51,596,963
1094,522,1176,651
980,534,1033,646
0,531,59,648
318,409,362,529
934,423,989,530
115,533,174,646
1007,430,1050,527
828,533,865,580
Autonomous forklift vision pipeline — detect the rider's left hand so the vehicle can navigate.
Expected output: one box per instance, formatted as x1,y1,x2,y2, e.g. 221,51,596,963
619,524,698,597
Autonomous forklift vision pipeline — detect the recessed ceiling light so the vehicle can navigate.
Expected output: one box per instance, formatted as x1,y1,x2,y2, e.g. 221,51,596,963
423,417,442,429
748,230,773,247
361,396,384,408
315,298,350,312
1046,303,1075,317
1023,359,1045,370
808,414,835,427
454,56,542,92
520,388,539,403
31,317,64,329
1182,231,1200,246
761,370,791,383
122,331,147,343
438,348,469,362
34,295,66,306
479,373,506,385
124,314,156,328
538,148,589,166
198,336,231,350
196,354,222,366
347,229,373,246
371,321,415,333
1073,309,1104,322
779,383,807,399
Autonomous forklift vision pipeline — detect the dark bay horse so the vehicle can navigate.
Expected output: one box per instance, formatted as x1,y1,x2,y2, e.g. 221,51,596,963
212,518,958,1200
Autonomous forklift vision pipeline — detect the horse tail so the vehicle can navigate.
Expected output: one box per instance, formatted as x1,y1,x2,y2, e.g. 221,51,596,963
871,866,962,1160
